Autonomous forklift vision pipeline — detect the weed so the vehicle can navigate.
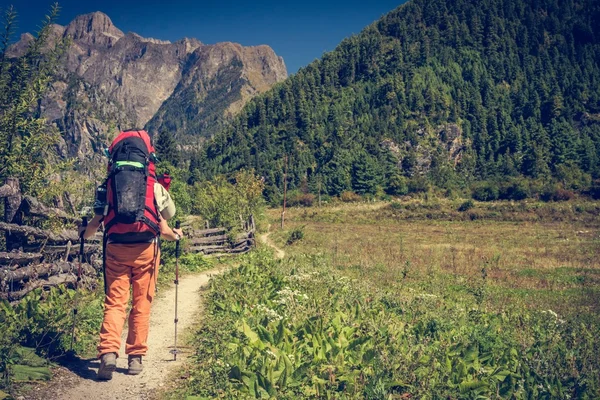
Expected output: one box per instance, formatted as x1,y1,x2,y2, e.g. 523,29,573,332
286,226,305,246
458,199,474,212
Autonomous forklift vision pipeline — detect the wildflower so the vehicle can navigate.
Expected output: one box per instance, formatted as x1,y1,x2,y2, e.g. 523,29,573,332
266,350,277,359
256,304,283,321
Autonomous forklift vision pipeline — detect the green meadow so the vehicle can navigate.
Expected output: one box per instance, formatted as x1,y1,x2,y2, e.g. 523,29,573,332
174,199,600,399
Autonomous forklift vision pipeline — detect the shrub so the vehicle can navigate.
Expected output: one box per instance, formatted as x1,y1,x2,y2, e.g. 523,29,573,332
471,182,499,201
541,186,574,202
386,174,409,196
339,191,362,202
408,176,429,193
389,201,404,210
192,170,265,230
287,191,315,207
589,180,600,200
458,200,474,212
499,179,530,200
286,226,305,245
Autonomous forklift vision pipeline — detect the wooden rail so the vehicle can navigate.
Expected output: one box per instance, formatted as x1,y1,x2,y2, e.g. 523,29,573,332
0,177,257,302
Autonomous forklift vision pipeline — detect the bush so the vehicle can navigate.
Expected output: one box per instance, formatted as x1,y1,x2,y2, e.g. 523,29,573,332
386,174,409,196
389,201,404,210
589,180,600,200
192,170,265,230
287,191,315,207
286,226,305,245
499,179,530,200
471,182,499,201
541,185,575,202
408,176,429,193
339,191,362,202
458,200,474,212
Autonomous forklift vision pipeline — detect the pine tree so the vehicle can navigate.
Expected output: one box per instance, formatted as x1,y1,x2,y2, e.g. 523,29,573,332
155,130,180,167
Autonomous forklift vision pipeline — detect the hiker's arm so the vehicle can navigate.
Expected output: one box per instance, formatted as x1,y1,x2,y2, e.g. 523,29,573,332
80,215,103,240
159,218,183,241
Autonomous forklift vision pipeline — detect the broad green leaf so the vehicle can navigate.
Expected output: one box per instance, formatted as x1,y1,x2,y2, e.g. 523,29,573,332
348,335,370,351
239,320,260,344
459,380,487,393
492,370,512,382
274,319,285,344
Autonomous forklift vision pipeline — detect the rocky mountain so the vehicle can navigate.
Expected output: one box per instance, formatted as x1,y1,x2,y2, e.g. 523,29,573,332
146,42,287,138
8,11,287,164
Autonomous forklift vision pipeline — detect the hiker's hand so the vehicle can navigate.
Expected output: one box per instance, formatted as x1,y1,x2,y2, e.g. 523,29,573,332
173,228,183,239
80,215,102,240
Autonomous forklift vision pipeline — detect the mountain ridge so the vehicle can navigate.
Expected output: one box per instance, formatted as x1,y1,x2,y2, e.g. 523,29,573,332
7,11,287,164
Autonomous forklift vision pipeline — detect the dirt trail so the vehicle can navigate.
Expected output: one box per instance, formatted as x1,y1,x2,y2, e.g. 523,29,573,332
43,268,221,400
258,227,285,259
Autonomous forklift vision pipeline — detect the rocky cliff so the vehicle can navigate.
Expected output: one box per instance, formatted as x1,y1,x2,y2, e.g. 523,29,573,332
8,11,287,163
146,42,287,137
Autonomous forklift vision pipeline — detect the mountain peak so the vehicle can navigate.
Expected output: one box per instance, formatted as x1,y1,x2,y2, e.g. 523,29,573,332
64,11,124,47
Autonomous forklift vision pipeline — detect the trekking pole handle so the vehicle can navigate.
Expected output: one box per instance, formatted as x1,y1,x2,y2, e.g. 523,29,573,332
175,221,181,258
79,216,88,246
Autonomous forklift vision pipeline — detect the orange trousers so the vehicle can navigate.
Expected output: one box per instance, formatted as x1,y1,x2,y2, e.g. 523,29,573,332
97,241,160,357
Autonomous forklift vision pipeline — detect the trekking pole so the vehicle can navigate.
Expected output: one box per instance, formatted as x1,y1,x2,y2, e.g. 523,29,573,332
70,216,88,352
170,221,181,361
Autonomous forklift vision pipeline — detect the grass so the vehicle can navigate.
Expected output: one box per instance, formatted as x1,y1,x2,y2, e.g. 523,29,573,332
173,199,600,399
270,200,600,323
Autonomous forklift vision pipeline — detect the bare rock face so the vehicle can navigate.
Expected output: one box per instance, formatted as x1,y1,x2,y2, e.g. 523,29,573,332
81,32,196,126
146,42,288,137
7,11,286,164
6,33,34,58
63,12,124,48
380,123,465,175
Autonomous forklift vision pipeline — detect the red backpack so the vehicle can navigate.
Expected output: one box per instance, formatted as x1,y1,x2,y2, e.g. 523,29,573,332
103,130,161,243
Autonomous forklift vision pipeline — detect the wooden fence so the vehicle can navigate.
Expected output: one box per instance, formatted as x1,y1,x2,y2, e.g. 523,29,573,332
184,214,255,256
0,179,101,302
0,178,255,302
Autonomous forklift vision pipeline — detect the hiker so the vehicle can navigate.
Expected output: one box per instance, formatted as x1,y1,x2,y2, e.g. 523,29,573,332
80,129,183,380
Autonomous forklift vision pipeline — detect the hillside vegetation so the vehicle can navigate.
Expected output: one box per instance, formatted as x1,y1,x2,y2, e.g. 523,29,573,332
193,0,600,203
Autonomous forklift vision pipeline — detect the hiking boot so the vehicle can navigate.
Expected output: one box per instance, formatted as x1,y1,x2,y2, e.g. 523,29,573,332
128,355,143,375
97,352,117,380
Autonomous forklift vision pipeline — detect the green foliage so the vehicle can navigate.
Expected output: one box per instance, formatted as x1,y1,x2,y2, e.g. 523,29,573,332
285,226,305,245
178,250,600,399
192,170,265,230
499,179,531,201
458,200,474,212
589,179,600,199
0,4,70,196
286,190,315,207
541,185,575,202
169,178,193,216
386,173,408,196
0,286,103,389
471,182,500,201
191,0,600,199
407,175,429,194
155,130,181,167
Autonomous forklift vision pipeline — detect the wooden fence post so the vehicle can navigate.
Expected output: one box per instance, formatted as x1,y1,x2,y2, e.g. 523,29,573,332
3,178,22,251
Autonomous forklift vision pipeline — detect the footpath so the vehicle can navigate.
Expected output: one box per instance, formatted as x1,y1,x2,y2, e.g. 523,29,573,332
18,268,221,400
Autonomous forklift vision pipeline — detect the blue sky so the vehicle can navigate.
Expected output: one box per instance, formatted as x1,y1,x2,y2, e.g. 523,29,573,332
4,0,407,74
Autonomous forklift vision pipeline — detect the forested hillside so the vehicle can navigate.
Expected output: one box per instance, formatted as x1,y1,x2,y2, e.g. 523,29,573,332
194,0,600,202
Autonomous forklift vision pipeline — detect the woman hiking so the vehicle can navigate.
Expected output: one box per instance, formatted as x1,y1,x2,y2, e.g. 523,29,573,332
80,129,183,380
